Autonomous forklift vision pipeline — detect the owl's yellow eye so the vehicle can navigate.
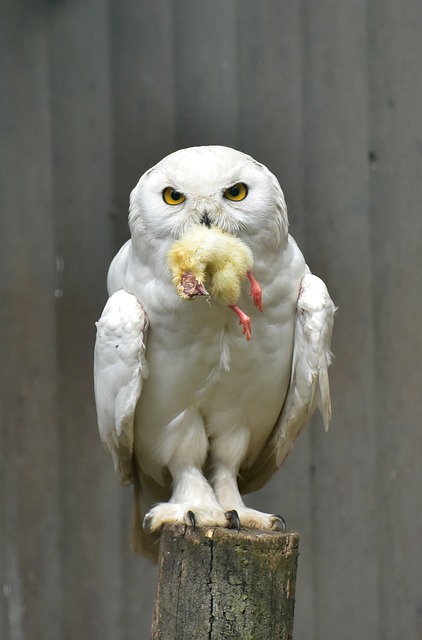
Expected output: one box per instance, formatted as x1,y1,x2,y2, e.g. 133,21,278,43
163,187,186,205
224,182,248,202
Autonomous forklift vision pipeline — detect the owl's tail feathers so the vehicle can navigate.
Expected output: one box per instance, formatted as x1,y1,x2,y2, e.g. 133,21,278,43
129,464,171,563
129,469,153,558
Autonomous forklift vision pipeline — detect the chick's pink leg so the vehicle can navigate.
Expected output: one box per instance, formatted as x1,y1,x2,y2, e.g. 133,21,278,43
247,271,263,312
229,305,252,341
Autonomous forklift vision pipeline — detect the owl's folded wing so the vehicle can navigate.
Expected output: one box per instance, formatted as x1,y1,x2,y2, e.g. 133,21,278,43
94,289,149,485
272,273,336,465
239,273,336,493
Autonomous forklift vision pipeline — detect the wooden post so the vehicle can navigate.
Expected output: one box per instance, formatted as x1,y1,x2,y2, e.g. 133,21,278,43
151,525,299,639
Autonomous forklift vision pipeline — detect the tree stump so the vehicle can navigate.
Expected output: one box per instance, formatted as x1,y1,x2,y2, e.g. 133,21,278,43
151,524,299,639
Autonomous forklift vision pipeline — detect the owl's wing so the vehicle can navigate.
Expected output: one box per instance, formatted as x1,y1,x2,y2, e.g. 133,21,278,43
239,273,336,493
94,289,149,485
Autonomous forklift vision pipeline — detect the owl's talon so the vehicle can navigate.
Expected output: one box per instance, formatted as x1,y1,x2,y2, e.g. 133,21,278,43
225,509,241,532
271,514,287,532
187,510,197,531
142,513,153,533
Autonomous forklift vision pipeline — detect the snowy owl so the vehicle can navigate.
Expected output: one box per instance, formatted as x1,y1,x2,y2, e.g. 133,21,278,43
94,145,335,560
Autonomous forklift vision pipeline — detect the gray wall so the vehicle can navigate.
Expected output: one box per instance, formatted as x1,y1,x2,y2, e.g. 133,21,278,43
1,1,421,639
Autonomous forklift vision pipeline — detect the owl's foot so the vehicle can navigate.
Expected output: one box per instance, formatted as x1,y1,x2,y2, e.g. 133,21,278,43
229,305,252,341
224,506,286,532
246,270,263,312
143,502,228,533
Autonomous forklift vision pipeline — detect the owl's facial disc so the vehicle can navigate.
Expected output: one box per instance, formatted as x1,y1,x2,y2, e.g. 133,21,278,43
160,182,251,236
129,146,288,246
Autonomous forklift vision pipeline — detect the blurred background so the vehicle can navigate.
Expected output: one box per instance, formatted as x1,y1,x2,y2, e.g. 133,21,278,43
1,1,421,639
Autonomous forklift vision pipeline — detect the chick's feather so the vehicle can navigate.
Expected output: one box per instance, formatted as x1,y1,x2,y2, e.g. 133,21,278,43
168,226,253,305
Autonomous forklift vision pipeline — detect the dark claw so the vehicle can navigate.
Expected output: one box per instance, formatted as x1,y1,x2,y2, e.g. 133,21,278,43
187,510,196,531
143,513,153,533
272,514,287,532
225,510,241,532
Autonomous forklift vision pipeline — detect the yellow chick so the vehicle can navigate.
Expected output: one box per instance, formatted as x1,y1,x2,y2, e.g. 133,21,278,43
168,226,263,340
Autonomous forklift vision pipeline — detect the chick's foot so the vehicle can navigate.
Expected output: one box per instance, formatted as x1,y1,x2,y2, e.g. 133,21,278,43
229,304,252,341
247,270,263,312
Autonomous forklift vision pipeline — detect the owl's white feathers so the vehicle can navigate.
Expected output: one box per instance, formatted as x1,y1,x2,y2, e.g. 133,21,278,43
94,146,335,560
94,290,148,484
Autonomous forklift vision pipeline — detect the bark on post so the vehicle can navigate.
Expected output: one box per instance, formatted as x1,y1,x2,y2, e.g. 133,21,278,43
151,524,299,640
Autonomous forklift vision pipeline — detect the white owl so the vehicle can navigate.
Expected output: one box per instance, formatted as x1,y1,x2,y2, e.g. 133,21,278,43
94,146,335,560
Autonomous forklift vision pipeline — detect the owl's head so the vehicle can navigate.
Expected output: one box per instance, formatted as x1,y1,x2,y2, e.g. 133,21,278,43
129,146,288,250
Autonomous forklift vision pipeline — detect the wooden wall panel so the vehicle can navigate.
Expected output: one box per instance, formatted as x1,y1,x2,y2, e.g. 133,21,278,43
0,3,61,638
110,0,178,251
368,1,422,637
300,2,380,638
47,2,121,639
173,0,239,149
237,0,306,232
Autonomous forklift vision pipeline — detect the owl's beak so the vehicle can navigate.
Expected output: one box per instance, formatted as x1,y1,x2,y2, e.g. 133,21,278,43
200,212,212,228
